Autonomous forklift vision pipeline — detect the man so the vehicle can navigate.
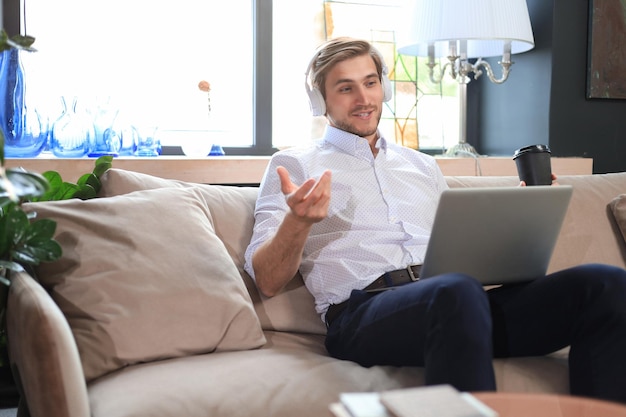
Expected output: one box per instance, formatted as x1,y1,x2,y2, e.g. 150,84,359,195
244,37,626,403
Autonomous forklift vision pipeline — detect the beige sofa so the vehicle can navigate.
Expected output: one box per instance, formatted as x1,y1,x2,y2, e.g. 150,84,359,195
7,168,626,417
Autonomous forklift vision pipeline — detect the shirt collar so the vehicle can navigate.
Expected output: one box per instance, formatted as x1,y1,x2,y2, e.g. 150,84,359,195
322,125,389,157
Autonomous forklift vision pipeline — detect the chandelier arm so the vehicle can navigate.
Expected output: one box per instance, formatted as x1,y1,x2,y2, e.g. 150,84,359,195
426,57,513,84
472,58,513,84
427,60,455,84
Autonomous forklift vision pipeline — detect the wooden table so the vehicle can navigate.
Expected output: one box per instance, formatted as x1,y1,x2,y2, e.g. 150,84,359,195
474,392,626,417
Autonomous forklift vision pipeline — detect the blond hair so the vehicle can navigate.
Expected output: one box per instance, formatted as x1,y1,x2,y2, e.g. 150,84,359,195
308,37,384,100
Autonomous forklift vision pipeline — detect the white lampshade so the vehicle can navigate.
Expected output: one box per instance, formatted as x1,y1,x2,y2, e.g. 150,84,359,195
397,0,535,58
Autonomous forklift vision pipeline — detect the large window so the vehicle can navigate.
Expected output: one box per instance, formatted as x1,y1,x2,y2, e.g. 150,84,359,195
20,0,254,153
272,0,459,151
12,0,458,156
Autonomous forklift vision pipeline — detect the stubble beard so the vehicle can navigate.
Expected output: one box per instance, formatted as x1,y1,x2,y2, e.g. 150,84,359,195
330,107,382,139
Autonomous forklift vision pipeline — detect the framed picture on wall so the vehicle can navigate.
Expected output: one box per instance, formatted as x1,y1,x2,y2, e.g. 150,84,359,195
586,0,626,99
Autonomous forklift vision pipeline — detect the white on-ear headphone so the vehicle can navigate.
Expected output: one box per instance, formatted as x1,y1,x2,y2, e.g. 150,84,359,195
304,44,393,117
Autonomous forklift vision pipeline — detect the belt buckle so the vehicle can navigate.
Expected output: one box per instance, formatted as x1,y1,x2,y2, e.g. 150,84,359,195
407,264,420,282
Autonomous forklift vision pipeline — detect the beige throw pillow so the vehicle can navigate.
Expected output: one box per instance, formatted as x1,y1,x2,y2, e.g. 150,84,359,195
99,168,328,335
25,186,266,382
610,194,626,244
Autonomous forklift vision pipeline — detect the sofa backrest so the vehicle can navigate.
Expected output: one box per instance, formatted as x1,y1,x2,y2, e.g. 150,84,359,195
99,169,626,336
446,174,626,273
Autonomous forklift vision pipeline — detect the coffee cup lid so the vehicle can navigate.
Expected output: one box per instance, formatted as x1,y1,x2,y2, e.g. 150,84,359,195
513,144,551,159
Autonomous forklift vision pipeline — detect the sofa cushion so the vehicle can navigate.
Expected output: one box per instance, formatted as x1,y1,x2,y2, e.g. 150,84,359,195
24,186,266,382
610,194,626,244
99,168,328,335
87,331,569,417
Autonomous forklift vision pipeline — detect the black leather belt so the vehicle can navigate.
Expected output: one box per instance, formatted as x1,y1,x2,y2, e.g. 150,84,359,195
325,264,422,327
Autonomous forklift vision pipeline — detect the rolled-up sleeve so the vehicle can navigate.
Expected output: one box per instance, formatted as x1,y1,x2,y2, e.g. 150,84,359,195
243,151,308,281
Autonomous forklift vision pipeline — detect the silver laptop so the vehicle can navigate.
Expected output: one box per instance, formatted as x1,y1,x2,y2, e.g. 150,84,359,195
419,185,573,285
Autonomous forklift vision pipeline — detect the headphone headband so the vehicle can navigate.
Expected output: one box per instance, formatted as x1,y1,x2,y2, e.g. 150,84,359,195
304,42,393,117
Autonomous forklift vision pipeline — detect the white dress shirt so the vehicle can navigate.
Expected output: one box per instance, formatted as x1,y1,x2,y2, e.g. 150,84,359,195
244,126,448,317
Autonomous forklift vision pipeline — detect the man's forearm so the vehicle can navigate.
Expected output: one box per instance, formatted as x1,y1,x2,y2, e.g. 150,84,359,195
252,214,313,297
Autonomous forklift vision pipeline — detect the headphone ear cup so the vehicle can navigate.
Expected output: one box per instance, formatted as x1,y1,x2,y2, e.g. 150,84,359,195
307,86,326,117
381,74,392,102
372,45,392,102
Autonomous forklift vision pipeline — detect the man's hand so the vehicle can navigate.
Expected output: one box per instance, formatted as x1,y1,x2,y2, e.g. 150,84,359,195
519,173,559,187
278,166,332,224
252,166,332,297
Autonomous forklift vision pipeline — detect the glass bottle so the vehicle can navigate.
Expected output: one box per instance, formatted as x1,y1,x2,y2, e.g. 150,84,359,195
110,110,139,156
135,125,161,157
0,49,48,157
88,96,121,157
50,96,94,158
209,144,225,156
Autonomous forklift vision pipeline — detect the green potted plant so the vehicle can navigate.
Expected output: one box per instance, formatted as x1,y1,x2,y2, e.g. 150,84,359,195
0,29,113,406
0,29,112,285
0,148,113,286
0,29,56,288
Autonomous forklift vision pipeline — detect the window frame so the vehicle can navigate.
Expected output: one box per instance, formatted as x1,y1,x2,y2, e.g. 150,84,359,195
3,0,445,157
2,0,275,156
161,0,276,156
248,0,278,156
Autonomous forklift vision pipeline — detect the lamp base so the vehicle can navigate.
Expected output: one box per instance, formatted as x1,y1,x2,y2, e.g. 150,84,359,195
444,142,482,158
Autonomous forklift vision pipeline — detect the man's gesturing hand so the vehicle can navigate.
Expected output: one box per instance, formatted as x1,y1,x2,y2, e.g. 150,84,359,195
277,166,332,224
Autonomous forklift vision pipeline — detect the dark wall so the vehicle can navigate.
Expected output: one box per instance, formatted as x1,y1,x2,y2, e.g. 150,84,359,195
550,0,626,173
2,0,20,36
469,0,626,174
467,0,553,157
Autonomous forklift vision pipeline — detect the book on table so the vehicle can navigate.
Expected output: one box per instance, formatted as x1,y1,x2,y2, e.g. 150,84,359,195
329,384,499,417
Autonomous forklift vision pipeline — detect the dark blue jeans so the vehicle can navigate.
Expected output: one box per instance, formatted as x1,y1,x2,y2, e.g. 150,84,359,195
325,264,626,403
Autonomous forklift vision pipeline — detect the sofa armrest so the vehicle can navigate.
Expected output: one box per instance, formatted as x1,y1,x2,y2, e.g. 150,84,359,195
6,271,90,417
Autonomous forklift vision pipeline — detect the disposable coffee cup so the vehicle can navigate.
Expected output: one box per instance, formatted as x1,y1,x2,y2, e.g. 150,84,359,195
513,144,552,186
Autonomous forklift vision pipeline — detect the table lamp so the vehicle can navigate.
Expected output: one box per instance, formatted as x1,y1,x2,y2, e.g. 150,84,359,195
398,0,535,157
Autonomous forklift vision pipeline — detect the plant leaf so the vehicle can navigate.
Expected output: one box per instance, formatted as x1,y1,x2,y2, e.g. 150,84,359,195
77,173,101,193
93,156,113,178
0,203,15,254
40,181,79,201
0,197,13,211
42,171,63,187
11,250,38,266
72,184,97,200
5,168,49,201
0,128,4,165
0,260,24,272
36,171,63,201
0,31,37,52
5,206,29,246
15,239,62,264
58,182,80,200
0,274,11,287
8,34,36,50
0,172,17,202
11,219,62,265
24,218,57,241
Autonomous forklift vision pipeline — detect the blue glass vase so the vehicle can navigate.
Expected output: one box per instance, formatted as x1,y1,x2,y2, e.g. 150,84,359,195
106,110,138,156
50,97,94,158
135,125,161,157
209,144,225,156
88,97,121,157
0,49,48,158
117,124,139,156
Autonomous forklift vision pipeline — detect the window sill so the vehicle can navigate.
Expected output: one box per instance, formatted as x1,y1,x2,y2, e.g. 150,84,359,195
4,155,592,185
5,155,272,185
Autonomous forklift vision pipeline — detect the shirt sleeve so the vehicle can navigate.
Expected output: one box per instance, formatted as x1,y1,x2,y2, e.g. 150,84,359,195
243,150,308,281
432,156,449,193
